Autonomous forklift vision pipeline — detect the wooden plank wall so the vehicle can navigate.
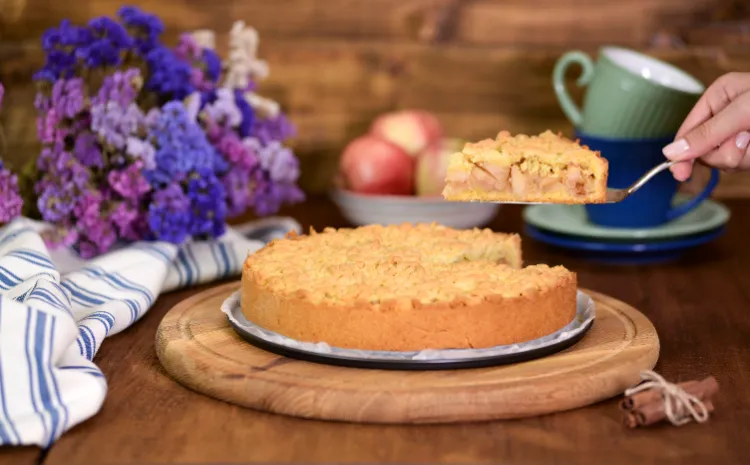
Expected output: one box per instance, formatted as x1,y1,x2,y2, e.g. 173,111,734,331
1,0,750,195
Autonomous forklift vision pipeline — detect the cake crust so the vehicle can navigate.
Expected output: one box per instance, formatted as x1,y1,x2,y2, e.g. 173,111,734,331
241,223,578,352
442,130,609,204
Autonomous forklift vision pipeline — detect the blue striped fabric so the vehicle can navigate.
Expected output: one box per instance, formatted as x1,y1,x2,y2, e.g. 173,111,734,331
0,216,294,447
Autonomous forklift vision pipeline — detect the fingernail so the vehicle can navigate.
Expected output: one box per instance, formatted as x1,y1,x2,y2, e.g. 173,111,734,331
736,131,750,150
662,138,691,159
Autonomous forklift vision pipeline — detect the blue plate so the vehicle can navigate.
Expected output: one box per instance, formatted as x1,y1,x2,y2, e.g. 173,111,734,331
524,224,726,265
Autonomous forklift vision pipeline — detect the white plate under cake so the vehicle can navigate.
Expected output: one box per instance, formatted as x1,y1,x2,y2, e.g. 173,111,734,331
241,223,577,352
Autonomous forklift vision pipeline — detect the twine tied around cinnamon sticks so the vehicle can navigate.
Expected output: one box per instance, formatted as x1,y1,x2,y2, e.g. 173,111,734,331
620,371,719,428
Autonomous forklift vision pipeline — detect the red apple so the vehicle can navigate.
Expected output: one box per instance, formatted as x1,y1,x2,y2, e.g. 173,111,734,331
339,135,415,195
415,138,465,196
370,110,444,157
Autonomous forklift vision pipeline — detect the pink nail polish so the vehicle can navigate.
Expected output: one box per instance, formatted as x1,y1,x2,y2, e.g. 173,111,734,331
736,131,750,150
662,139,691,159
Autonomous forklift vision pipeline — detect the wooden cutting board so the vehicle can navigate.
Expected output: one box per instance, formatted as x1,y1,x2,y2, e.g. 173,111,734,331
155,282,659,424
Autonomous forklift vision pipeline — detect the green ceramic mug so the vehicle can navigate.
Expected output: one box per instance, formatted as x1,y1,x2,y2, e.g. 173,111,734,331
553,46,705,138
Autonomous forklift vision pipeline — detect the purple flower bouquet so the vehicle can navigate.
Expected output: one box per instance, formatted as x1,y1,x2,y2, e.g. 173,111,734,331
29,7,304,258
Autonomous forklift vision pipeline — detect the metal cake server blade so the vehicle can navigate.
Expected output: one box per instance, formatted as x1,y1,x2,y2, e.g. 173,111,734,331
464,160,677,205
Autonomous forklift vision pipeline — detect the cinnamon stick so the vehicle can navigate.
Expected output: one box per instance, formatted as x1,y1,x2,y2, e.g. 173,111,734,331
620,376,719,411
623,399,715,428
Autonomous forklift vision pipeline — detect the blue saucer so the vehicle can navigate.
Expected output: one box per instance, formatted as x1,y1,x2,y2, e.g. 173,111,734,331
524,224,726,265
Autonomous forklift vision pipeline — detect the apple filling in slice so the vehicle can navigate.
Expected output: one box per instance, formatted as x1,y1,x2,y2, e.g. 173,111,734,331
441,130,609,204
443,159,603,203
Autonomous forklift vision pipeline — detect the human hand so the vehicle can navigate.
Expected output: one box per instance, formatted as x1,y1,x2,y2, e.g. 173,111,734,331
661,72,750,181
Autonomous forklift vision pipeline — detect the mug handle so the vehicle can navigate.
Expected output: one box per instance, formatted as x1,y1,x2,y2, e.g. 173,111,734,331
552,51,596,127
665,168,720,221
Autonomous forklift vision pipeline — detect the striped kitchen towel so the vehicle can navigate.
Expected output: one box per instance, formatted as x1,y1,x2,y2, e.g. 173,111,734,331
0,215,300,447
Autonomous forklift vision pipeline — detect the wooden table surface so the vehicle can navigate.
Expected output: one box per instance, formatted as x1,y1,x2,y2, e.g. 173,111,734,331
1,196,749,465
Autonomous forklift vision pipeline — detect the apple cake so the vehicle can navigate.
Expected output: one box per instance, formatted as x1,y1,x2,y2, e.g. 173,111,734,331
241,223,577,352
442,130,609,204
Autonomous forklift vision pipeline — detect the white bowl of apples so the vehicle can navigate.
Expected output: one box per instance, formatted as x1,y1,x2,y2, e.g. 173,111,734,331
331,110,500,229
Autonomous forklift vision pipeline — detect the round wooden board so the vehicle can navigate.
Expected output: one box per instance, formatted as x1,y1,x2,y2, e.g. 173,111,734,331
155,282,660,424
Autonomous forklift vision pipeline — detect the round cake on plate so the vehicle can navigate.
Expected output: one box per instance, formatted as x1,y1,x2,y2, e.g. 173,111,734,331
241,223,577,352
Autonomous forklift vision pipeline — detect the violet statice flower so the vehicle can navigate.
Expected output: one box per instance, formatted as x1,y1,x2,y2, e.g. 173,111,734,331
250,112,296,145
0,83,4,109
76,17,134,69
247,139,300,184
108,161,151,201
185,169,227,238
94,68,142,107
110,201,142,241
174,33,220,90
234,90,255,138
117,5,165,55
37,19,92,80
37,108,65,144
0,162,23,223
147,183,190,243
203,88,242,128
72,189,102,220
202,49,222,83
37,184,76,223
91,101,144,150
76,213,118,259
216,132,257,170
145,101,217,186
74,132,104,168
251,176,305,217
125,137,156,170
221,168,253,218
174,33,201,61
145,46,195,101
51,78,85,118
42,226,79,250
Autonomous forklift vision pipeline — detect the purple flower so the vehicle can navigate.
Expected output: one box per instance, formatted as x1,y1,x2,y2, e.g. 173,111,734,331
145,46,195,101
110,202,142,240
51,78,85,118
248,139,300,184
0,162,23,223
107,161,151,200
74,132,104,168
0,83,4,110
234,90,255,138
118,5,164,55
145,101,217,185
147,183,190,243
174,33,201,61
72,189,102,220
174,34,221,90
222,168,252,217
216,132,257,170
91,101,144,150
202,49,221,83
75,17,134,69
94,68,142,107
251,177,305,217
76,212,117,259
42,226,79,250
186,170,226,238
251,113,296,144
38,184,76,222
125,137,156,170
37,109,63,144
203,88,242,127
38,19,92,79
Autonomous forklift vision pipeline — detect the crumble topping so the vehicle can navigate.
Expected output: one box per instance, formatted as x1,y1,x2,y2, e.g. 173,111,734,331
245,223,572,305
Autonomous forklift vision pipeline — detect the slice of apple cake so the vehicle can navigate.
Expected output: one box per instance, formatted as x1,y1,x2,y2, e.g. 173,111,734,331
442,130,608,204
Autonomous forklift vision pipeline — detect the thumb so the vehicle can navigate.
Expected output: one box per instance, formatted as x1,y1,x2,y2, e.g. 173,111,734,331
663,91,750,162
